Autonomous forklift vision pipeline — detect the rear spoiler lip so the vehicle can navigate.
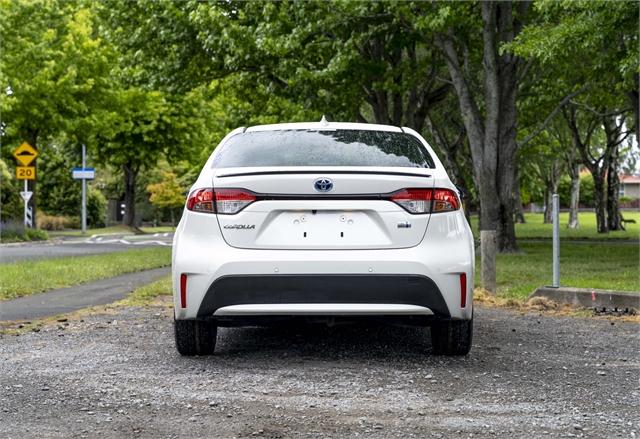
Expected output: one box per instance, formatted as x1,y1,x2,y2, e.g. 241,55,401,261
215,170,432,179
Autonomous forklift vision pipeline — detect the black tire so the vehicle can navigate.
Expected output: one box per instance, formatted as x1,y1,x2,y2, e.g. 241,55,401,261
174,319,217,356
430,318,473,356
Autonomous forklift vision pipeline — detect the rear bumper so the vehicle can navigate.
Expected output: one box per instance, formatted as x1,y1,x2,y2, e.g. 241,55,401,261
197,274,450,318
172,209,475,321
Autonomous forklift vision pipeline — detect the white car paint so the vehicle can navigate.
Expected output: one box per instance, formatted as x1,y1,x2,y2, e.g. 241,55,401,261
173,122,474,323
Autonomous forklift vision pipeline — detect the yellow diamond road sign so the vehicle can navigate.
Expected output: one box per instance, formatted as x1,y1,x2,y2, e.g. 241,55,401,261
13,142,38,167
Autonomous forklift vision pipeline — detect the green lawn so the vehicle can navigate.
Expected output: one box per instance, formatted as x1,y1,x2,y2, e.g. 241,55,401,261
120,275,172,306
48,225,176,237
470,211,639,241
0,247,171,300
477,241,640,300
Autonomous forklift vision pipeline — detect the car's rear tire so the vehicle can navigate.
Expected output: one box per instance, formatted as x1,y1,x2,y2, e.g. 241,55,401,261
430,318,473,356
174,319,217,356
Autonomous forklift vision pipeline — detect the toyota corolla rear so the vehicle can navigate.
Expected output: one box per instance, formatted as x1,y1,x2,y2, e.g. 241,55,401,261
172,122,474,356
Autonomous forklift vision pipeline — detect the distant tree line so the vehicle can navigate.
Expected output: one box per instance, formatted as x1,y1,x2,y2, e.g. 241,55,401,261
1,0,637,290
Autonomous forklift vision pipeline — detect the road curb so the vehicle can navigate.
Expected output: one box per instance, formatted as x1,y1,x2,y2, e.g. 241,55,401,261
529,286,640,310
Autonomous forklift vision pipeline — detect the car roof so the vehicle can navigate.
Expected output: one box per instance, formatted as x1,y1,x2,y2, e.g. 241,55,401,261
244,121,404,133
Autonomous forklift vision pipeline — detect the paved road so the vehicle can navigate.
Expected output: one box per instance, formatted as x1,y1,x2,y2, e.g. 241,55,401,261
0,233,173,264
0,305,637,438
0,267,170,321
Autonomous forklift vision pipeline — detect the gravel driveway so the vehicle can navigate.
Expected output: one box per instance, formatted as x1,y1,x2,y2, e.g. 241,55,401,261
0,304,638,438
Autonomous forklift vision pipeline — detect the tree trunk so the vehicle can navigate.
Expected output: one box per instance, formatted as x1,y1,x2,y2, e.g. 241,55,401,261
543,185,553,224
123,162,139,228
514,173,525,224
568,163,580,229
628,73,639,142
592,174,608,233
606,145,623,231
543,159,562,224
435,0,530,290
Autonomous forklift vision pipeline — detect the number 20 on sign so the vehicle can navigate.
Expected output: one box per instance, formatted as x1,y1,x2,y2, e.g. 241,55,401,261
16,166,36,180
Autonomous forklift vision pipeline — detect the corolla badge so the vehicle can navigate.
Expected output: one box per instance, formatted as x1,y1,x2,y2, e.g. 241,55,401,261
314,178,333,193
223,224,255,230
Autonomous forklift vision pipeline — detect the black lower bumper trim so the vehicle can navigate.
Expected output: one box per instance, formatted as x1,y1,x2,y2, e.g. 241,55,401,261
197,275,450,318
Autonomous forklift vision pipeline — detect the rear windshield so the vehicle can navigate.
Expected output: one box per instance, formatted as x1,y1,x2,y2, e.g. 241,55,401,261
212,129,435,168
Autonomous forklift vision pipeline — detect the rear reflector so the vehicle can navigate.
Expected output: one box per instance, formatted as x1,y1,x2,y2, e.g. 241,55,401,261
180,273,187,308
460,273,467,308
389,188,460,214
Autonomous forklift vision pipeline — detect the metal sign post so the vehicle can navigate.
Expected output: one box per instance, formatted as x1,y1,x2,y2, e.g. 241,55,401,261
81,144,86,233
21,180,33,228
71,145,95,234
552,193,560,288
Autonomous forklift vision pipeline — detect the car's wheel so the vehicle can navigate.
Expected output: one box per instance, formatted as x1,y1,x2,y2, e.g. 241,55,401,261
430,318,473,356
174,319,217,356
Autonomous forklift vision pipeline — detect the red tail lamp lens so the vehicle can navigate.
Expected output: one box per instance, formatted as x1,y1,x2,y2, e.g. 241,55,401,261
390,189,433,214
186,188,214,213
432,189,460,212
389,188,460,214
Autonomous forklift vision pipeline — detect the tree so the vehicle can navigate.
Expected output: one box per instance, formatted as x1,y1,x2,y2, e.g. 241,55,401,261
0,0,113,225
413,1,531,292
509,0,638,233
94,87,209,227
147,170,187,225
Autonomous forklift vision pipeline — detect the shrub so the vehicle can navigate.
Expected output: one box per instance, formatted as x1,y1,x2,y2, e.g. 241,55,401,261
0,220,48,242
87,188,107,228
36,214,77,231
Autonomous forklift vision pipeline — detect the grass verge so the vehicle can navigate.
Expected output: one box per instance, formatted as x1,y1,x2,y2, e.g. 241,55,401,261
476,241,640,300
0,247,171,301
118,275,172,306
470,211,639,241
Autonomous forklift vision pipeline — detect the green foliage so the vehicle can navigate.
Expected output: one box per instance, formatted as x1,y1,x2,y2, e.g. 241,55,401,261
557,173,595,207
0,221,49,242
0,159,22,222
147,170,186,210
87,188,107,227
0,0,114,147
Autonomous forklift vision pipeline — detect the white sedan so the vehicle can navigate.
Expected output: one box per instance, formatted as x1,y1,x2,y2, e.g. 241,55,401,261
172,121,474,356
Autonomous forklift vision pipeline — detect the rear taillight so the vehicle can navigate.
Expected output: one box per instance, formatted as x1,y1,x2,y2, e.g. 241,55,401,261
186,188,214,212
214,188,256,214
432,188,460,212
186,188,256,214
390,189,433,214
389,188,459,214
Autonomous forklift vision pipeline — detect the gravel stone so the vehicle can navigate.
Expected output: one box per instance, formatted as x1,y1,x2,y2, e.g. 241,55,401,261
0,305,638,438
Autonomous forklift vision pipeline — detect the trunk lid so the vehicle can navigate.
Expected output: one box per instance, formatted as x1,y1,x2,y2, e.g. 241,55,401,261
214,167,435,250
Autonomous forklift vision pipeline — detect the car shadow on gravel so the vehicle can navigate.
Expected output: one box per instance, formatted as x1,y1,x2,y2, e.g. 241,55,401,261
200,322,442,362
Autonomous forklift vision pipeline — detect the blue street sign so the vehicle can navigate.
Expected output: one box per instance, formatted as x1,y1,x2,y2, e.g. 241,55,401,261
72,167,95,180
